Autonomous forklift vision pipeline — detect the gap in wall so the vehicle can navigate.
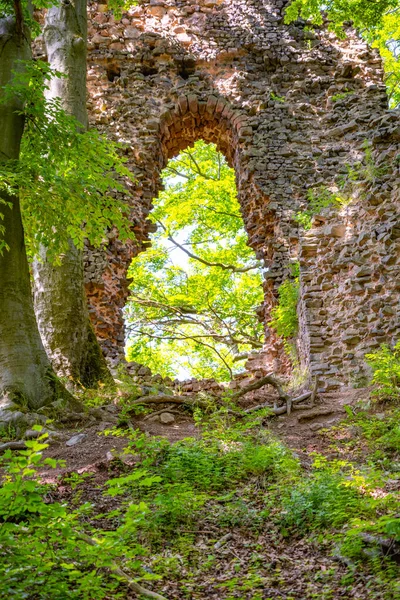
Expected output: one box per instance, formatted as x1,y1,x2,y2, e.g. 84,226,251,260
124,140,264,382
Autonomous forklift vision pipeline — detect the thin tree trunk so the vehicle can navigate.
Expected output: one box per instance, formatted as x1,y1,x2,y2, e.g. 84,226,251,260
32,0,111,387
0,14,70,416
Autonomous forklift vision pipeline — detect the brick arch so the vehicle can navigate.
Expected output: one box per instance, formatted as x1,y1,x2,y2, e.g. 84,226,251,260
85,91,287,372
158,95,286,372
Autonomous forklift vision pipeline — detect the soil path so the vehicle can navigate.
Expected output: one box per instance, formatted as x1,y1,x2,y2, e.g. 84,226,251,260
41,388,366,478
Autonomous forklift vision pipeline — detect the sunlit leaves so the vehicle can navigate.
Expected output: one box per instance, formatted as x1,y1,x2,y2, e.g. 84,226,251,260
285,0,400,106
0,60,134,262
0,441,149,599
365,341,400,400
368,10,400,106
126,141,264,381
285,0,399,32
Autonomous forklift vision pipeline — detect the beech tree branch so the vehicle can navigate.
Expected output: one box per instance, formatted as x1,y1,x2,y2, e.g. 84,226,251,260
182,149,217,180
157,221,259,274
164,166,190,180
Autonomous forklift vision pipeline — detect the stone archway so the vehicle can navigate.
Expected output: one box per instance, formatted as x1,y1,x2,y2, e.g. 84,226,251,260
85,92,287,373
84,0,400,389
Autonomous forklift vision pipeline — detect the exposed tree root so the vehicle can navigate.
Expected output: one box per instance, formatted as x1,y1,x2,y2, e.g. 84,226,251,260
132,372,319,420
213,532,233,550
142,407,183,421
132,394,195,406
133,381,315,419
230,373,289,402
297,408,335,422
227,392,312,418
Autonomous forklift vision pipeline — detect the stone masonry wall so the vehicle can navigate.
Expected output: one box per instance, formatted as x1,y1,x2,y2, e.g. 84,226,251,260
298,135,400,389
78,0,398,388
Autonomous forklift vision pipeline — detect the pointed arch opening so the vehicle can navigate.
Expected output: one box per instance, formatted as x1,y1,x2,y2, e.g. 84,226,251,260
85,94,293,378
125,140,265,382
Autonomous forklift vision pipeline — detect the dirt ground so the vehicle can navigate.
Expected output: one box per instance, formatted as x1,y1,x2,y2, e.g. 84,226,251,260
41,388,366,478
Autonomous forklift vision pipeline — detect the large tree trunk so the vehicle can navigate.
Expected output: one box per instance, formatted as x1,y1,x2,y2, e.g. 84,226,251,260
32,0,111,388
0,15,70,420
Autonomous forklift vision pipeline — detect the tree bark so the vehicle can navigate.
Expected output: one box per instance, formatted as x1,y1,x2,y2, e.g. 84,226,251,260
0,14,70,415
32,0,111,388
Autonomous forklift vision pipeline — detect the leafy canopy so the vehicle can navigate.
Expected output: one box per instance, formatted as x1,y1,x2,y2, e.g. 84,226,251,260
126,141,264,381
0,60,134,262
285,0,400,106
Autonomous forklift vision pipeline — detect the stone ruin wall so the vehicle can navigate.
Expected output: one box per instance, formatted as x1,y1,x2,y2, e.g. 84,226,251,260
78,0,399,390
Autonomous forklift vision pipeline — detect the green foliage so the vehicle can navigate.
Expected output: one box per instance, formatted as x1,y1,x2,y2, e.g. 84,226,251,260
370,10,400,106
329,407,400,473
285,1,400,106
108,0,139,18
343,140,389,185
0,423,17,441
105,469,161,497
123,425,298,497
0,60,134,262
109,420,299,545
270,91,285,102
142,482,209,537
1,409,398,598
279,460,370,532
285,0,398,32
0,433,158,599
268,274,300,339
365,341,400,401
331,90,355,102
161,437,297,491
0,197,12,254
126,141,263,381
295,142,388,233
294,186,350,230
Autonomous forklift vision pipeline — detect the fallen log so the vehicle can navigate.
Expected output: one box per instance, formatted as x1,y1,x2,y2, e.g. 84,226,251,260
213,532,233,550
132,394,198,406
0,440,27,451
359,532,400,561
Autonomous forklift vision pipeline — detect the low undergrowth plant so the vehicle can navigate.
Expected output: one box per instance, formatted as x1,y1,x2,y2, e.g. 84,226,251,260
276,456,373,534
365,341,400,401
331,407,400,473
268,262,300,341
268,278,299,338
2,405,398,598
0,423,17,442
331,90,355,102
0,430,161,599
102,413,299,544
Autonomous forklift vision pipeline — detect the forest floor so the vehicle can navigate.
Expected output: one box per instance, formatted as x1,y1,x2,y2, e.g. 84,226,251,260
32,386,399,600
41,388,360,477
